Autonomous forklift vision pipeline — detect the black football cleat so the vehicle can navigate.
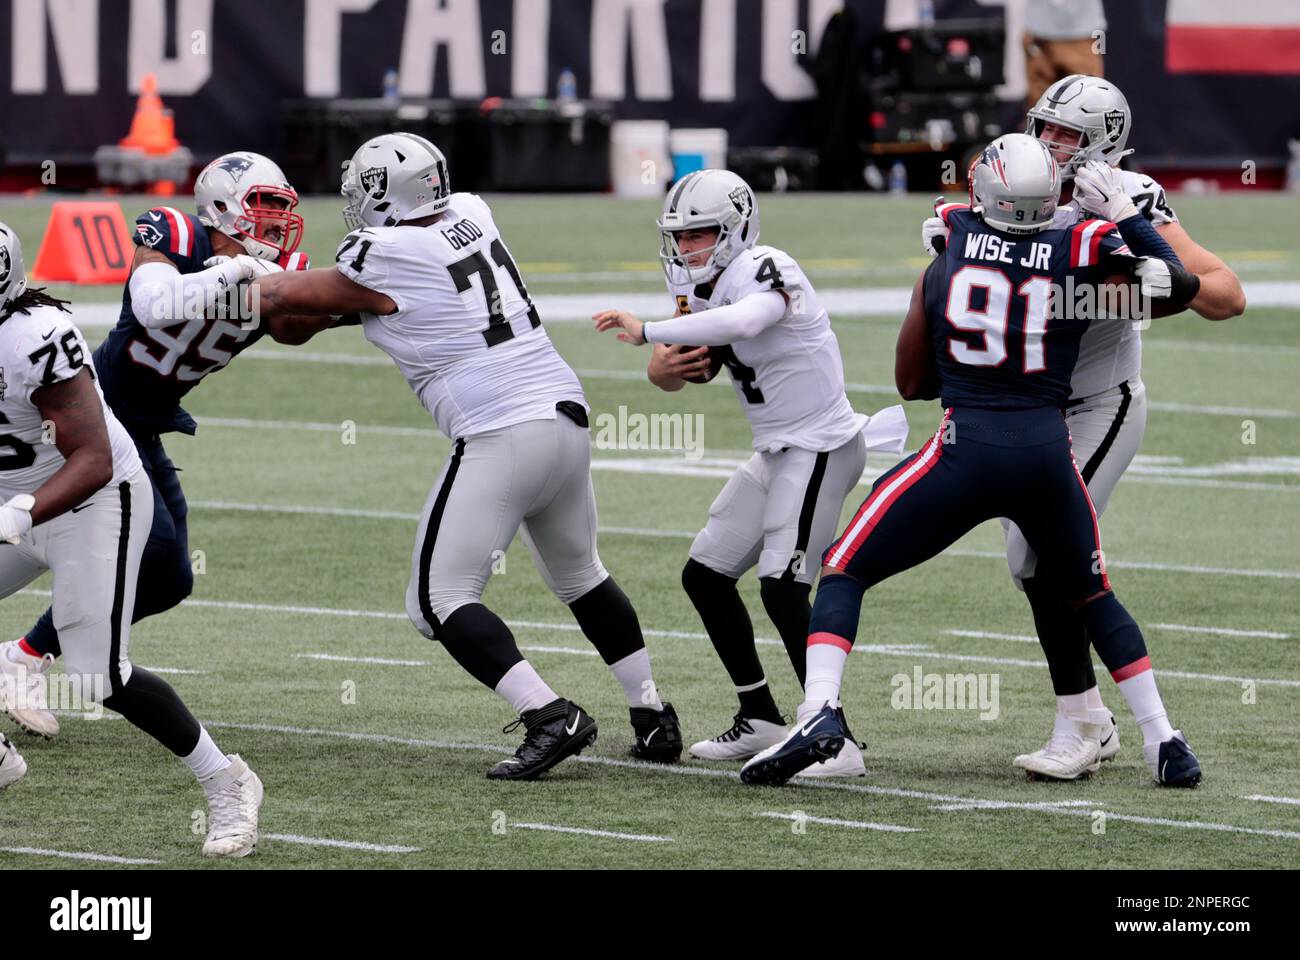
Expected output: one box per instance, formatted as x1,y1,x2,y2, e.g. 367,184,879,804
629,702,683,763
1145,730,1202,788
739,703,845,786
488,699,597,781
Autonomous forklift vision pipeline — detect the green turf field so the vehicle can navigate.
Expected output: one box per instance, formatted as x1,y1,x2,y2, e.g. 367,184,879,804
0,192,1297,869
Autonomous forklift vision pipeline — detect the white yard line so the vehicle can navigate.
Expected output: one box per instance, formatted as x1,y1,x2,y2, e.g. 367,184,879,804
1152,623,1290,640
944,630,1038,644
755,811,919,833
1241,795,1300,807
929,799,1099,812
509,823,673,843
296,653,429,666
261,832,421,854
0,846,161,865
139,666,207,675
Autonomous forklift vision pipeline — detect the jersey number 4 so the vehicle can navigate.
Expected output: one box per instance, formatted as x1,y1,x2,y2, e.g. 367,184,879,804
447,240,541,347
945,266,1053,372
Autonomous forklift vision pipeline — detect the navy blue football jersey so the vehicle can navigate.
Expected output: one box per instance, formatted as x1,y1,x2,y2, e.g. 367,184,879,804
923,204,1134,411
93,206,309,434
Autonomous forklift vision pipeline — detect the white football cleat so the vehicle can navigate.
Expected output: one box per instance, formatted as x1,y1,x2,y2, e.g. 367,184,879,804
0,733,28,791
201,755,264,858
0,640,59,739
689,711,787,761
1013,713,1103,781
793,738,866,778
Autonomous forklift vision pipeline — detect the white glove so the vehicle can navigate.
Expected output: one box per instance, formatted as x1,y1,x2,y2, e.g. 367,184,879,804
1135,257,1173,299
922,216,948,257
0,494,35,544
1072,160,1138,223
203,255,282,283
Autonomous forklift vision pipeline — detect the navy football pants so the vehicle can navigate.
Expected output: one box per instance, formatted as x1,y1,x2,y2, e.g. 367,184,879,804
824,407,1110,604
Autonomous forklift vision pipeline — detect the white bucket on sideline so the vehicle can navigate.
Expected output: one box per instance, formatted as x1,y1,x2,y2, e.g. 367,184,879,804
611,120,672,198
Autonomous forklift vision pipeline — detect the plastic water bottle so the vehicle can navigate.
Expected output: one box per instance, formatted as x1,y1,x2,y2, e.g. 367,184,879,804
888,161,908,195
382,67,399,102
919,0,935,26
1287,139,1300,194
557,68,577,102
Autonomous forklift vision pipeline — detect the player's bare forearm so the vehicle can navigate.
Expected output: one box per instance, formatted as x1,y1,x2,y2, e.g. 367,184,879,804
29,369,114,525
895,274,940,401
1158,222,1246,321
254,267,396,319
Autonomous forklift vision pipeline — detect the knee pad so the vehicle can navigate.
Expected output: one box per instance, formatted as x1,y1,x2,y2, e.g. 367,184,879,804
682,557,736,603
759,576,811,621
405,581,475,641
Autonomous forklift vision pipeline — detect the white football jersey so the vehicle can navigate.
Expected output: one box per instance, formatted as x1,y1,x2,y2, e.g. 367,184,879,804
1056,170,1178,400
668,245,865,453
0,303,141,501
338,193,585,440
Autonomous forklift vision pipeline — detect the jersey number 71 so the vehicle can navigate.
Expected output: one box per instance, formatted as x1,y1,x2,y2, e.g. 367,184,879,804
447,240,542,347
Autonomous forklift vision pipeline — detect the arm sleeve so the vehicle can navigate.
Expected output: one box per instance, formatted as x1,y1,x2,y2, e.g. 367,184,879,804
1114,213,1183,269
642,290,787,346
128,258,247,329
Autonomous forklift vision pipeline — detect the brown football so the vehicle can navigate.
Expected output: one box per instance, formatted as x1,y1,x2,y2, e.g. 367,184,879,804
678,345,724,384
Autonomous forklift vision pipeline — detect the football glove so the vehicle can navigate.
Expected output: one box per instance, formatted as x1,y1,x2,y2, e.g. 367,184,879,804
922,216,948,257
1136,257,1201,304
203,255,283,282
1073,160,1138,223
0,494,35,544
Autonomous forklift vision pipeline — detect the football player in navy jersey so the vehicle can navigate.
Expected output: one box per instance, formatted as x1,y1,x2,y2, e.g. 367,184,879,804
740,134,1205,787
0,152,311,739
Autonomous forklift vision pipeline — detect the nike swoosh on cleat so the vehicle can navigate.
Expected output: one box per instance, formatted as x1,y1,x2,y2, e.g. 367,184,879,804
565,713,581,736
1100,730,1114,747
798,716,825,737
642,728,659,746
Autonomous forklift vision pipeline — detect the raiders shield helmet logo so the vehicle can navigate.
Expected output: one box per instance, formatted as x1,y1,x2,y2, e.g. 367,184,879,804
728,185,752,218
1104,110,1126,142
360,167,389,200
0,247,10,287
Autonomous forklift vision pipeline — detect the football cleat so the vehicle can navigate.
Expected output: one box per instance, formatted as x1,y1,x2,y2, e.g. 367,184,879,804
1013,713,1103,781
740,703,845,786
629,702,682,764
793,708,866,779
1143,730,1202,788
0,733,28,791
688,711,787,762
0,640,59,739
488,699,597,781
200,755,264,858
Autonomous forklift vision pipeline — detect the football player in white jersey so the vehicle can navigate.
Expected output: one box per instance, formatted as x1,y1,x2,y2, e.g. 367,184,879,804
594,170,908,778
0,223,263,856
922,74,1246,781
250,133,682,780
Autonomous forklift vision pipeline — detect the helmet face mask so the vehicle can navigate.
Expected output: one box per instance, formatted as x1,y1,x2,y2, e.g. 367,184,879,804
968,134,1060,236
340,132,451,230
657,170,759,286
0,222,28,311
195,152,303,260
1026,74,1132,181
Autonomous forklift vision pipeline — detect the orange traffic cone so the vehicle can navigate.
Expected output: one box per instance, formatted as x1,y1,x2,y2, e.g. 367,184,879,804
120,73,181,155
